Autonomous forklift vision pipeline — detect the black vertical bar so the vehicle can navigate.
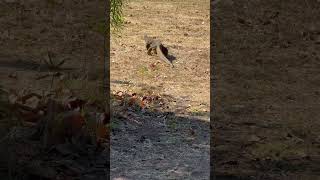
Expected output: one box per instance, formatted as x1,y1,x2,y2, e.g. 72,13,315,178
210,0,215,179
104,0,110,179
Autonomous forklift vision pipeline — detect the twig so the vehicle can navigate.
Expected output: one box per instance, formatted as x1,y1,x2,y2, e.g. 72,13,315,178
47,51,54,67
44,51,68,70
35,72,63,80
50,73,55,90
35,74,50,80
56,59,66,67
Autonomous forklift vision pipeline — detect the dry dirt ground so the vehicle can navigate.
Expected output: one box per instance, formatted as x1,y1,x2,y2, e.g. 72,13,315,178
110,0,210,179
0,0,105,93
110,0,210,117
213,0,320,179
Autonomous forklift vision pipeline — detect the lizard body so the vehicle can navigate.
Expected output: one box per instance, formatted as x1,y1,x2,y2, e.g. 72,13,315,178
143,34,174,68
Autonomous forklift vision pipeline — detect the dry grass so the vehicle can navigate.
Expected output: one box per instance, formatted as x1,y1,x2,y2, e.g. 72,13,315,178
111,0,210,117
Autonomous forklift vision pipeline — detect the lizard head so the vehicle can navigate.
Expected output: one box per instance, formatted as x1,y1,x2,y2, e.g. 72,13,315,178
143,34,148,40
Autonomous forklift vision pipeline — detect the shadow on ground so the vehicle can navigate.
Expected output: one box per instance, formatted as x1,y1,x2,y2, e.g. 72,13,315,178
110,92,210,180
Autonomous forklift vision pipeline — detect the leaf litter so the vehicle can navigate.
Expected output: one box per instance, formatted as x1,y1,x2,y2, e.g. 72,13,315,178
0,87,109,180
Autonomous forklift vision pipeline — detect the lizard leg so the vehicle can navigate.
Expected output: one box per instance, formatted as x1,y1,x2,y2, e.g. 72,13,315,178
152,48,157,55
147,47,153,55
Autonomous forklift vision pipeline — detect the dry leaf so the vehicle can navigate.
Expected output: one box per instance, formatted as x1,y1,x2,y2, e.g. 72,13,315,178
128,96,137,106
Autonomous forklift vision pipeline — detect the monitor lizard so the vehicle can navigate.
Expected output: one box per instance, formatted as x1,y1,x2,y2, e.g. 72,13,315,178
143,34,174,68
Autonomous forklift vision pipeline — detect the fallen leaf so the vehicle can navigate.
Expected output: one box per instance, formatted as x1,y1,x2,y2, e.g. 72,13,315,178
96,123,108,142
63,112,86,137
128,96,137,106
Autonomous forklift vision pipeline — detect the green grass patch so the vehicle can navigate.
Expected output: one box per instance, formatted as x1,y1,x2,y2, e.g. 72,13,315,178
138,66,149,76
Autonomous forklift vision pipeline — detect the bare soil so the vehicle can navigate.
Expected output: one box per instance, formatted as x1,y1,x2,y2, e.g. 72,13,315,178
213,0,320,179
0,0,105,92
110,0,210,179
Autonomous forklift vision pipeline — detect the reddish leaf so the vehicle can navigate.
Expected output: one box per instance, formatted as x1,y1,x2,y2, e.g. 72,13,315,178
128,97,137,106
63,112,86,137
140,100,146,109
95,113,109,143
96,124,108,142
50,112,86,144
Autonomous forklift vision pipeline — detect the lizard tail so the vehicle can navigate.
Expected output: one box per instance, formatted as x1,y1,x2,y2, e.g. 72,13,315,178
156,45,174,68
